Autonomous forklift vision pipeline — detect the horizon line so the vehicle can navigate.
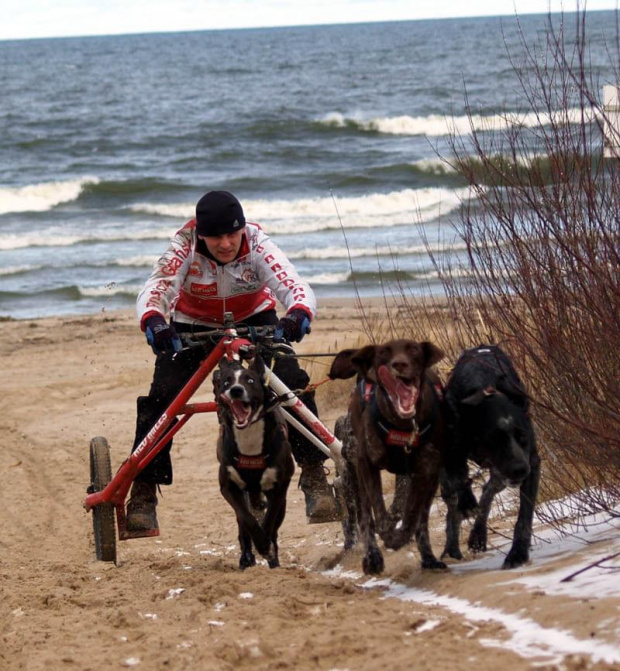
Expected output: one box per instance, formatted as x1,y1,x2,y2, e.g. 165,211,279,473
0,7,613,44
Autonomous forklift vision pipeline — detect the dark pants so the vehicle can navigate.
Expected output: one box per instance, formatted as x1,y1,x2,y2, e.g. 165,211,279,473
132,311,325,485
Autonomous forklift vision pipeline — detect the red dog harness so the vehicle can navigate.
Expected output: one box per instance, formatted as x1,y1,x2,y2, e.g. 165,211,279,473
358,378,443,474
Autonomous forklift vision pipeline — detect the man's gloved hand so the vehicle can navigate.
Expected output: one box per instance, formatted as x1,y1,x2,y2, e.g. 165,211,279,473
274,309,311,343
144,315,182,355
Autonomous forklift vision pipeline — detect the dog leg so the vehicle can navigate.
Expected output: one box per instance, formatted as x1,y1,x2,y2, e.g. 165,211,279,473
414,481,447,570
238,525,256,569
503,451,540,569
388,474,410,521
221,484,273,567
468,471,505,553
340,460,360,550
335,415,359,550
361,465,396,546
262,488,289,569
357,460,384,575
440,479,463,560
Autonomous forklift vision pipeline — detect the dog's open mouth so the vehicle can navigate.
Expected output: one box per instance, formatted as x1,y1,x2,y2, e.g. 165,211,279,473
222,396,255,429
377,365,418,418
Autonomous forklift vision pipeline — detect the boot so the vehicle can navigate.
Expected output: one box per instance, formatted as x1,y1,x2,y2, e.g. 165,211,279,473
126,481,159,532
299,463,341,524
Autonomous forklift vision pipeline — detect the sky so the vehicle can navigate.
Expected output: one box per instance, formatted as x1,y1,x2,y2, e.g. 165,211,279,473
1,0,617,41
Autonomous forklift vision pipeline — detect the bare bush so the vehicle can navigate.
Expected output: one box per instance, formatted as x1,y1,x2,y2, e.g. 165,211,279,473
412,9,620,519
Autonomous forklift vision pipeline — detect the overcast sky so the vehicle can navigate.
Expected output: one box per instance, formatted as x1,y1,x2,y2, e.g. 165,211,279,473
1,0,616,41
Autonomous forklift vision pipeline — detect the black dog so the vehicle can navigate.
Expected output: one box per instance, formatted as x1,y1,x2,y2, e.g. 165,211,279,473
216,356,294,569
441,344,541,569
330,340,447,575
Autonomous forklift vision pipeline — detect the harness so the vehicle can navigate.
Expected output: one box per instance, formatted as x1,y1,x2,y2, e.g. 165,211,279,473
226,415,288,488
358,376,443,475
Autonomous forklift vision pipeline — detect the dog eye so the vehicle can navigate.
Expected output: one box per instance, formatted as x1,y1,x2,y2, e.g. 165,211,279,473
221,380,230,389
247,377,254,385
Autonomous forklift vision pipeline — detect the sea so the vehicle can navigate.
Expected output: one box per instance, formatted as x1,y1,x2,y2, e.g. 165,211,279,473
0,11,616,319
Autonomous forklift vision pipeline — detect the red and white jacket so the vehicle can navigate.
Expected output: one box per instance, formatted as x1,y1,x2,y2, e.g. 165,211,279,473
137,220,316,330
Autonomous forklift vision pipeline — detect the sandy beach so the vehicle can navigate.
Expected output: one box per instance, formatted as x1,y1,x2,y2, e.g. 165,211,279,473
1,300,619,671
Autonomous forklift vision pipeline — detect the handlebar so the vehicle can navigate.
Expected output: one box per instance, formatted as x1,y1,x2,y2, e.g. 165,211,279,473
179,324,296,358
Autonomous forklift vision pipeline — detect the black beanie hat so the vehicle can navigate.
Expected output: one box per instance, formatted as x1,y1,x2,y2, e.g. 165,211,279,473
195,191,246,237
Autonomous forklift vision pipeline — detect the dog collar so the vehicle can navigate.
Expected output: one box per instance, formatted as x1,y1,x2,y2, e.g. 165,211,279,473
358,378,440,453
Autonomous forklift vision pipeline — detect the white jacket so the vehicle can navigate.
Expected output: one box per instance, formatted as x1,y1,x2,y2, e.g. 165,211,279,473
137,220,316,329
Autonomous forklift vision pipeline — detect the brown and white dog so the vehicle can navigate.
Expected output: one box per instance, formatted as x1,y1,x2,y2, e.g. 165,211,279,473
330,340,447,575
216,356,294,569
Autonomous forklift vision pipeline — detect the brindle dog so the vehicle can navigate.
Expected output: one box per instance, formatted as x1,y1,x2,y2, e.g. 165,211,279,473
216,356,294,569
330,340,447,575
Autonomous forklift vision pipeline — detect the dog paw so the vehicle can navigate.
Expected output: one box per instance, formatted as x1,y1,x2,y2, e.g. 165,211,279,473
239,552,256,570
502,547,529,570
343,536,357,551
381,527,411,551
421,556,448,570
468,524,487,553
264,541,280,569
441,546,464,561
362,547,385,575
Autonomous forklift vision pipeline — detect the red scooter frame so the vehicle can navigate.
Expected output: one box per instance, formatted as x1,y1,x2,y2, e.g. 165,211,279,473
84,321,343,561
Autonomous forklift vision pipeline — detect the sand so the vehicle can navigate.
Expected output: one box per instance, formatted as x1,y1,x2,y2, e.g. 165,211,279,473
1,301,619,671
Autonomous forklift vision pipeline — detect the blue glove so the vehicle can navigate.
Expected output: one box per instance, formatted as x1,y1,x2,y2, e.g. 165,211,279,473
274,309,311,343
144,315,182,355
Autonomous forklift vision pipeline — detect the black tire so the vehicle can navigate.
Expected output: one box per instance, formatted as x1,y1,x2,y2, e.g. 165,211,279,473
89,436,117,564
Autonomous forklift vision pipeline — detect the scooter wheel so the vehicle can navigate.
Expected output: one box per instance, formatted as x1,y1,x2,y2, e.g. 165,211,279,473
89,436,117,564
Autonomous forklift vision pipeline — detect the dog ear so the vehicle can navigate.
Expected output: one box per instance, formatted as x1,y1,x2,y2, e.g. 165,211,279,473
249,355,266,379
461,389,488,406
422,341,444,367
328,349,359,380
461,386,497,406
349,345,377,377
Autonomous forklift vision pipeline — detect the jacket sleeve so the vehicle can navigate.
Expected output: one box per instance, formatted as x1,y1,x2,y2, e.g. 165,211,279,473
136,223,194,330
253,229,317,320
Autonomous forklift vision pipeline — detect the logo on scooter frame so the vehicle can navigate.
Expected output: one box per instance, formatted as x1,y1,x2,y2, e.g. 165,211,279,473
134,413,169,457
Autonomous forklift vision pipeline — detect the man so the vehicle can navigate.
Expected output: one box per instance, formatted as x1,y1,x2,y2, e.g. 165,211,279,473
127,190,339,532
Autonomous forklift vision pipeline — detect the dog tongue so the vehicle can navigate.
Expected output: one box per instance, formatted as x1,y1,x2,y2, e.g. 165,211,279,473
232,400,252,426
377,365,416,416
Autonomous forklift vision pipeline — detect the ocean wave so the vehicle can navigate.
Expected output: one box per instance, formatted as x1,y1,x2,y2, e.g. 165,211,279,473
0,229,175,251
84,178,186,197
0,264,43,277
318,107,600,137
0,283,141,301
287,240,468,261
78,283,143,298
307,272,350,285
133,187,470,235
0,177,100,215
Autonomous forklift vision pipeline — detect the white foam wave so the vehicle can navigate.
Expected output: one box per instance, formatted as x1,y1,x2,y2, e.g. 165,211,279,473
320,107,600,137
287,240,469,260
0,264,42,277
307,272,350,285
0,229,174,251
0,177,100,215
412,158,457,174
79,283,142,297
130,202,192,218
3,187,468,253
131,187,468,235
112,255,159,268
